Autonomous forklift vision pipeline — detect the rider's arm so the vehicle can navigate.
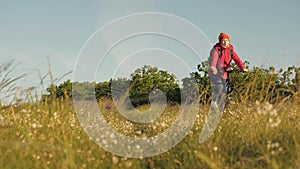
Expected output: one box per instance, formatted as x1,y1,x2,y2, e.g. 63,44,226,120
231,49,246,70
210,48,219,70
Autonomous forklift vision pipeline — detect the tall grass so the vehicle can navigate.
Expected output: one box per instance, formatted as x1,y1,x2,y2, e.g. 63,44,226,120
1,62,300,168
1,95,300,168
0,60,26,105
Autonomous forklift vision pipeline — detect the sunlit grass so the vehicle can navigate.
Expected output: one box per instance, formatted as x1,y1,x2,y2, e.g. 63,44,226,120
1,60,300,168
99,99,180,137
1,95,300,168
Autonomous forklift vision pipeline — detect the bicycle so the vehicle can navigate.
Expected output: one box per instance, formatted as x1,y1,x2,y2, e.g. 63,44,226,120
199,68,246,143
225,69,247,107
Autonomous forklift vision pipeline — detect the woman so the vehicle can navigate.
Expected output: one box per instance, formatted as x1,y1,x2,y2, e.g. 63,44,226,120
208,32,248,112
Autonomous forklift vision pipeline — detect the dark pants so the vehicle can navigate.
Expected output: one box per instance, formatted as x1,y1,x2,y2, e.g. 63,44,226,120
209,75,227,111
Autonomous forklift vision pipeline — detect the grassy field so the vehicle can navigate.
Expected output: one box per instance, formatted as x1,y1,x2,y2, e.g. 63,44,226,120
1,95,300,169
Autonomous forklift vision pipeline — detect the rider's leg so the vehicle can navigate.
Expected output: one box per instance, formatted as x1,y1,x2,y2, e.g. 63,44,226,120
210,75,227,112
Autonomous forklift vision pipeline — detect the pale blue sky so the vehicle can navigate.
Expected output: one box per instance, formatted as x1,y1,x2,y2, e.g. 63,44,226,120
1,0,299,90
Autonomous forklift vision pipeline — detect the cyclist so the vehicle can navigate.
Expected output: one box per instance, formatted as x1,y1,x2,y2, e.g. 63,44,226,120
208,32,248,112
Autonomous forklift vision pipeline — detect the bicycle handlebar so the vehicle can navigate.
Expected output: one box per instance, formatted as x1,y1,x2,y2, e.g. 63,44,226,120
225,69,247,73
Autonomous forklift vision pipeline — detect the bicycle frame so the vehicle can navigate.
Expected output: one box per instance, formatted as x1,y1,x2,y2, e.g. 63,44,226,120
226,69,243,94
225,69,246,105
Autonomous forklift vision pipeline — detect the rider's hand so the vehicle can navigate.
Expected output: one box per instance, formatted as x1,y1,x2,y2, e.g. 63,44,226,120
210,67,217,74
242,68,248,72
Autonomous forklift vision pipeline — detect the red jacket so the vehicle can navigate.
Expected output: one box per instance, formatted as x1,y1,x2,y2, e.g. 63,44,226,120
209,43,245,79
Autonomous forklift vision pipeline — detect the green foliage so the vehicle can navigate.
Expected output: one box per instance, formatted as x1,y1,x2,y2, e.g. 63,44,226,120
129,65,180,106
43,62,299,106
2,61,300,168
72,81,96,100
192,60,299,104
43,65,181,106
182,61,211,104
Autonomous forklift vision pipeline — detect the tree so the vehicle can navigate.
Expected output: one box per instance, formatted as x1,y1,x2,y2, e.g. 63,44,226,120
43,62,299,105
56,80,72,98
129,65,180,106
